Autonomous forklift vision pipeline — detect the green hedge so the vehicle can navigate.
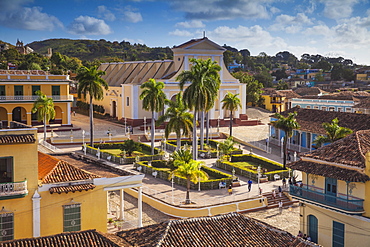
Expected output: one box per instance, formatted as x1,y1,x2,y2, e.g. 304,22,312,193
216,154,289,181
93,142,160,155
135,161,233,190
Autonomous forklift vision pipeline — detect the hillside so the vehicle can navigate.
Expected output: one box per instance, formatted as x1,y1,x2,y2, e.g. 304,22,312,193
27,38,173,62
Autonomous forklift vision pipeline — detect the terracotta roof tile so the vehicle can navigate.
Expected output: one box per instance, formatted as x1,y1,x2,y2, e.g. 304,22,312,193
275,107,370,135
275,90,301,99
117,213,319,247
302,130,370,168
39,152,100,184
0,229,128,247
0,134,36,144
287,160,369,182
293,87,327,96
49,184,96,194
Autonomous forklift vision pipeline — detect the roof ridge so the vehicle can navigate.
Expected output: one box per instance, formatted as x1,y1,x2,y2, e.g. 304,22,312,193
356,130,367,162
156,220,172,247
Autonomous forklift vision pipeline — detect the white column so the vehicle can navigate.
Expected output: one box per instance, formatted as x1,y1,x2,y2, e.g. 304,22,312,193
67,102,71,125
121,85,125,119
119,189,124,221
219,55,224,80
32,190,41,237
138,187,143,228
219,90,224,118
107,191,110,214
184,55,189,70
241,83,247,114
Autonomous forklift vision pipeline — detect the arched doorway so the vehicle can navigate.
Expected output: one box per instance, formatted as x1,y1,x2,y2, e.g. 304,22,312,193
53,106,63,124
112,101,117,118
0,107,7,128
308,214,318,243
12,107,26,123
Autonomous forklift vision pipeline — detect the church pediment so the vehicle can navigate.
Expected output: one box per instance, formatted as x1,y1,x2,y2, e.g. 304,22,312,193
174,37,225,52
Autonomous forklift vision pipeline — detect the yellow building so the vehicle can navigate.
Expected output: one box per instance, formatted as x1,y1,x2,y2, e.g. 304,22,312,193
0,70,73,128
0,122,144,240
288,130,370,246
97,37,247,126
261,89,300,113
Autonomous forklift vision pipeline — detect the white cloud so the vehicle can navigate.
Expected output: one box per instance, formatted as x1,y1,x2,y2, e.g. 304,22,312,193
68,16,112,35
319,0,360,19
123,9,143,23
176,20,205,28
169,29,193,37
208,25,287,52
269,6,280,15
270,13,313,33
0,5,62,31
97,5,116,21
169,0,272,20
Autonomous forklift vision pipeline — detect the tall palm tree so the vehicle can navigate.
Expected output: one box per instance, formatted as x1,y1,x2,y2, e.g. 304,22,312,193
221,92,242,137
177,58,221,159
157,93,193,150
219,137,236,161
76,65,108,147
270,112,300,169
140,78,167,155
32,90,55,143
170,153,208,204
313,118,352,148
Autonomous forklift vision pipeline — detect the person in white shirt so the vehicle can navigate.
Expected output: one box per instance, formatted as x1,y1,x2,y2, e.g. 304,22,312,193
278,200,283,214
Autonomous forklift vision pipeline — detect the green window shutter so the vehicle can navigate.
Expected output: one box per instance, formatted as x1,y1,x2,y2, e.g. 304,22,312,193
63,204,81,232
333,221,345,247
0,212,14,241
0,86,5,96
14,86,23,96
32,86,40,95
52,86,60,96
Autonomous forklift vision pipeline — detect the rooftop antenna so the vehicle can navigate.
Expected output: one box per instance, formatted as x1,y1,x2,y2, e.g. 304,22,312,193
203,31,206,38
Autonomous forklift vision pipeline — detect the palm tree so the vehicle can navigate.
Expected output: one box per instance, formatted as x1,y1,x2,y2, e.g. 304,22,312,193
221,92,242,137
177,58,221,160
170,147,193,164
170,153,208,204
140,78,167,155
76,65,108,147
219,137,236,160
157,93,193,150
270,112,300,169
119,139,142,157
313,118,352,148
32,90,55,143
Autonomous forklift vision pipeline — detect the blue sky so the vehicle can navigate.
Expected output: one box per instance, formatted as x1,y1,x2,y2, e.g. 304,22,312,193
1,0,370,65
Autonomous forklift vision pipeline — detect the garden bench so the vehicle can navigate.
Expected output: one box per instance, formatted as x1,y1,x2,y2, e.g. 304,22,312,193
219,181,226,189
152,171,158,178
274,174,280,180
107,156,111,161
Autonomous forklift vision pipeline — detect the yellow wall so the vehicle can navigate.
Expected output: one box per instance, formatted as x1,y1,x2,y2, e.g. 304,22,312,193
39,185,107,236
300,204,370,247
0,129,38,239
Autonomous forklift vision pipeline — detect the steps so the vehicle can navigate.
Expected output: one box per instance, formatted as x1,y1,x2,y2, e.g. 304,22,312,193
262,191,297,209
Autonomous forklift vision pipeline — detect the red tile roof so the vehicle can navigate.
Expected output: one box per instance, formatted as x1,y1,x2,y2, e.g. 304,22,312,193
293,87,327,96
117,213,319,247
0,229,129,247
303,130,370,168
49,184,96,194
0,134,36,144
287,160,369,182
276,107,370,135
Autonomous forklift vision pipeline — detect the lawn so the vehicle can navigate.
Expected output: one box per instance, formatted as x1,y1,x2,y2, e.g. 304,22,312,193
101,149,152,157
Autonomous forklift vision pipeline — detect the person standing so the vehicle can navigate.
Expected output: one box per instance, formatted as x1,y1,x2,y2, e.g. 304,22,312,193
278,186,282,197
278,200,283,214
272,189,276,201
228,185,233,195
282,177,287,188
247,179,252,192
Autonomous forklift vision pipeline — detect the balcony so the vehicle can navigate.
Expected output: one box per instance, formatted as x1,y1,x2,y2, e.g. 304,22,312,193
0,180,28,200
0,95,73,102
289,185,364,214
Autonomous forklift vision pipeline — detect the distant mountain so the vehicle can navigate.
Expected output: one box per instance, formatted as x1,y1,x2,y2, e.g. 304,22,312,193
27,38,174,62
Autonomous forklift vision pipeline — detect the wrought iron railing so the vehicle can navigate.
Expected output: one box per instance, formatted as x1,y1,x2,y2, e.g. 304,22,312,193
0,180,28,197
289,185,364,212
0,95,73,101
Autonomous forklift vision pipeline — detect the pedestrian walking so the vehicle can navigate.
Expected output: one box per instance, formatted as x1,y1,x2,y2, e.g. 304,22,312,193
303,234,307,240
278,186,282,197
272,189,276,200
228,185,233,195
287,151,291,161
288,177,292,185
297,231,303,237
278,200,283,214
282,177,286,188
259,187,262,195
247,179,252,192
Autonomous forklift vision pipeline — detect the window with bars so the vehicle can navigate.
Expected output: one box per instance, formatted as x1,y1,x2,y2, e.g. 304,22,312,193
52,86,60,96
333,221,345,247
0,212,14,241
63,204,81,232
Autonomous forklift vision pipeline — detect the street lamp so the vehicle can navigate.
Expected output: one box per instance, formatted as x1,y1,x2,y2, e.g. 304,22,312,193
144,117,147,135
124,118,127,136
82,130,85,146
171,173,175,204
257,165,261,195
198,164,201,192
232,168,235,181
217,116,220,133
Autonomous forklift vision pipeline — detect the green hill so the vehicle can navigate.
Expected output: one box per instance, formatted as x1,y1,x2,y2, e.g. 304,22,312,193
27,38,173,62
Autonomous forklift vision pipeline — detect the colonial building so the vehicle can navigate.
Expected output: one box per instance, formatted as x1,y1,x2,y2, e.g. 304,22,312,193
269,107,370,153
261,89,300,113
97,37,247,126
287,130,370,246
0,123,144,240
0,70,73,128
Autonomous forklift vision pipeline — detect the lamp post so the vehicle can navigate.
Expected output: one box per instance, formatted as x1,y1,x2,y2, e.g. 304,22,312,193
171,173,174,204
144,117,146,135
82,130,85,146
232,168,235,181
198,164,201,192
124,118,127,136
83,143,87,155
97,147,100,160
217,143,220,159
217,116,220,133
257,165,261,195
281,137,284,158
